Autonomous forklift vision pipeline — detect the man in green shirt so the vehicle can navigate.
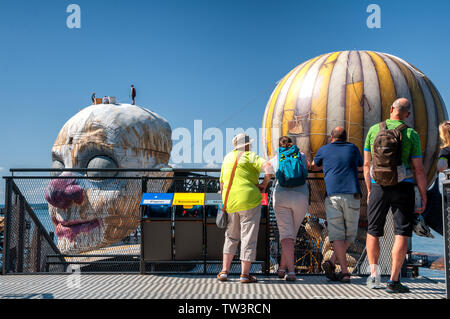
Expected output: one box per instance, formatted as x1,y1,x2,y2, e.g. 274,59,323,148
363,98,427,293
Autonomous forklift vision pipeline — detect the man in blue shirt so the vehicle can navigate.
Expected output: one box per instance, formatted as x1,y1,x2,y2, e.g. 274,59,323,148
310,126,363,283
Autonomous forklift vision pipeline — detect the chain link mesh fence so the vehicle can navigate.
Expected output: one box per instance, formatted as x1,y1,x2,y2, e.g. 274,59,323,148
3,181,66,274
267,176,369,275
2,169,393,275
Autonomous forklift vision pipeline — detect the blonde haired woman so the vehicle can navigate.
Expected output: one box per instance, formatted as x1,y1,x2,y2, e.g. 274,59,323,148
438,121,450,172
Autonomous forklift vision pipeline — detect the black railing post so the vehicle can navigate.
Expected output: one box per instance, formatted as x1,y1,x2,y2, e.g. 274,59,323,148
17,194,25,273
203,172,207,274
353,248,367,275
140,176,148,275
34,227,42,272
264,188,271,275
266,205,270,275
2,178,12,275
140,205,145,275
442,175,450,299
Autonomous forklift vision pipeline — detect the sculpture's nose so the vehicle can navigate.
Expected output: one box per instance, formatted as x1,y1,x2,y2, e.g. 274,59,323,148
45,173,84,209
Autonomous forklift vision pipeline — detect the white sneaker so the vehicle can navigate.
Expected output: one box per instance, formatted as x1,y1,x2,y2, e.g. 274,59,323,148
284,272,297,281
366,275,382,289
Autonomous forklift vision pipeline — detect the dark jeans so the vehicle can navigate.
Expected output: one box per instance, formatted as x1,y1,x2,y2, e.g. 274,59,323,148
367,182,415,237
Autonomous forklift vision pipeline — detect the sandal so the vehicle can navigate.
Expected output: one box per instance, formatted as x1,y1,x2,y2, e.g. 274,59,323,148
322,260,337,281
240,274,258,283
217,271,228,282
277,270,286,279
336,272,351,283
284,272,297,281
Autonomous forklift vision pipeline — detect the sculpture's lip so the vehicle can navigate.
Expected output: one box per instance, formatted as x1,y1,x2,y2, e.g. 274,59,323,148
52,217,101,241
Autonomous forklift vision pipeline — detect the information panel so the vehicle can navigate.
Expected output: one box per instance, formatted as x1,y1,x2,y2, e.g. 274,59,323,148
204,193,222,206
173,193,205,208
140,193,174,206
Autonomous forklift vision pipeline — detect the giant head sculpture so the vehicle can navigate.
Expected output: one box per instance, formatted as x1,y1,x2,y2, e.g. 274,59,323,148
45,103,172,253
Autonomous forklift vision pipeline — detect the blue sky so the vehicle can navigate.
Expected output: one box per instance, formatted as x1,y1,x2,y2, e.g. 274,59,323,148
1,0,450,202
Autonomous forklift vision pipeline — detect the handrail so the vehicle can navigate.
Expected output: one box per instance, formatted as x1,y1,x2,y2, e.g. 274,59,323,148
10,183,63,257
9,168,221,173
7,167,328,175
3,180,67,273
3,168,371,275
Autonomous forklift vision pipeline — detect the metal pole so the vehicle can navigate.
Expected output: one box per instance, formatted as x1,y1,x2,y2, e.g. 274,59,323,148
171,205,175,261
17,194,25,273
140,206,145,275
354,248,367,275
442,178,450,299
2,178,12,275
203,172,207,274
265,197,270,275
34,227,42,272
140,176,148,275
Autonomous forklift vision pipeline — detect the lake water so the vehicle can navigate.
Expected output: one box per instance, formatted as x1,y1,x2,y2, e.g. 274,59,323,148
412,229,445,278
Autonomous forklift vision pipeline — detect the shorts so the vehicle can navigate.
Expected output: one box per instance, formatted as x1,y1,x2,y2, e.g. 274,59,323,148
273,187,308,241
367,182,415,237
325,193,360,243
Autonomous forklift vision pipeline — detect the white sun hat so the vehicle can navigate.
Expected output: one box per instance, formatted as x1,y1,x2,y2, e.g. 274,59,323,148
232,133,254,150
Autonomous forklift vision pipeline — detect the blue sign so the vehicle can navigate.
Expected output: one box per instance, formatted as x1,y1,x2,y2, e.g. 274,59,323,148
140,193,174,206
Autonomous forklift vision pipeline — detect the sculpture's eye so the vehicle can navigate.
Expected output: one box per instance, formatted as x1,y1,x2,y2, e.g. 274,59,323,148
86,156,118,179
51,160,65,176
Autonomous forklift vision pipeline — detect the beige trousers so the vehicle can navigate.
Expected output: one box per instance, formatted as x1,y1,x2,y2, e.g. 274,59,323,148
273,188,308,241
222,205,261,262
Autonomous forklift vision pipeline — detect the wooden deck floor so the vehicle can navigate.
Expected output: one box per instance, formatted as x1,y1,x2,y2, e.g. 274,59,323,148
0,274,446,299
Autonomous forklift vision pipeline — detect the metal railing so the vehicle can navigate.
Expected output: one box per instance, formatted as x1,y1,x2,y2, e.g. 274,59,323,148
440,170,450,299
2,179,66,274
2,168,381,275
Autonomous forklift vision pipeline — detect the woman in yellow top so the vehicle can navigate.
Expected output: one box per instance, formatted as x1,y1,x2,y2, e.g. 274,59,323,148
217,133,272,283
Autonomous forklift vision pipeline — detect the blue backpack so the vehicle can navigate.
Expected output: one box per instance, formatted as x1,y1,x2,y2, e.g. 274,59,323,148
276,145,308,187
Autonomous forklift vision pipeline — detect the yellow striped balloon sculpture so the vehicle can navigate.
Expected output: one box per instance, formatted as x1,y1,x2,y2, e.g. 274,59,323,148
262,51,448,187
